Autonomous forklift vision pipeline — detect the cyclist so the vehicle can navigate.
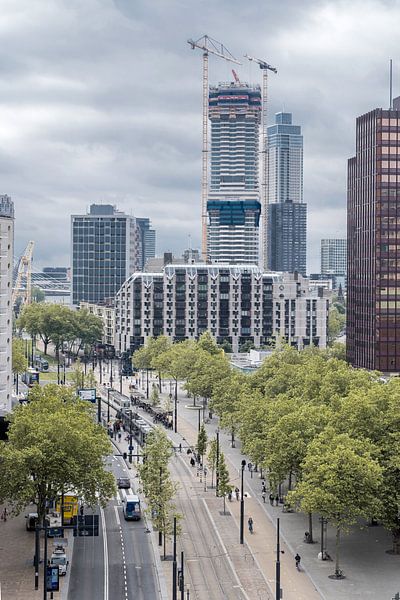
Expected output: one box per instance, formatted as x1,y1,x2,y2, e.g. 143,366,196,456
248,517,254,533
295,553,301,570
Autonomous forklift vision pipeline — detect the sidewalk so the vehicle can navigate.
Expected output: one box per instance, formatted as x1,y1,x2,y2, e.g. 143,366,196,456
124,373,400,600
0,506,72,600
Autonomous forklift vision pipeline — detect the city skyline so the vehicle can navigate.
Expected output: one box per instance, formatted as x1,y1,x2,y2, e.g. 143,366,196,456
1,0,399,271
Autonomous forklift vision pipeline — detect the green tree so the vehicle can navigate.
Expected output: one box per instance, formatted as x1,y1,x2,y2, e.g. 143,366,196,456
288,428,383,577
73,309,103,356
138,428,179,558
219,339,232,353
197,331,222,355
196,424,208,463
12,338,28,375
217,452,231,514
150,384,160,407
327,305,346,345
207,439,217,489
31,287,45,303
152,340,198,403
0,384,115,524
184,350,231,405
211,371,247,446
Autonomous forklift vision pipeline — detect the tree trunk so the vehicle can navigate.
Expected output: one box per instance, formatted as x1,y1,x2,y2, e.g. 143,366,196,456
163,523,166,560
211,469,214,489
335,526,341,575
158,371,162,393
223,495,226,515
288,470,293,491
392,528,400,554
308,512,314,543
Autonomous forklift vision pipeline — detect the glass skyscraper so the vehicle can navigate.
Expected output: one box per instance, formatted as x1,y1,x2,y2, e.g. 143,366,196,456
71,205,155,305
207,80,262,264
267,112,307,274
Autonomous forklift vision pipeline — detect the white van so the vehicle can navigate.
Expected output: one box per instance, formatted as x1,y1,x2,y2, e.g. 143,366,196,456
50,546,69,575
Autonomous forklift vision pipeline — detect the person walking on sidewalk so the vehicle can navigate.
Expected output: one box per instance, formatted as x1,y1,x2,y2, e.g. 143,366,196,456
295,553,301,570
269,493,274,505
235,487,240,500
262,491,266,503
248,516,254,533
275,494,279,506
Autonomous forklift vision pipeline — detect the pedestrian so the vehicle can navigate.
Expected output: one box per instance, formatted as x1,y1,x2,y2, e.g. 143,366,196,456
295,553,301,570
269,493,274,506
275,494,279,506
190,457,195,467
80,505,84,516
248,516,254,533
248,462,252,472
118,432,122,442
262,484,266,494
235,487,240,501
179,443,182,453
261,479,265,489
262,491,266,503
228,491,232,502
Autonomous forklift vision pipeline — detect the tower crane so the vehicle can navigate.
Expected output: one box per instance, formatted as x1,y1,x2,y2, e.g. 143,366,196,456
188,35,241,261
12,240,34,310
244,54,277,271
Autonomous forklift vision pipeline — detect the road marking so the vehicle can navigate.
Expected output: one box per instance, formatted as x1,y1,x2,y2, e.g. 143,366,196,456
114,505,121,526
201,498,252,600
100,506,109,600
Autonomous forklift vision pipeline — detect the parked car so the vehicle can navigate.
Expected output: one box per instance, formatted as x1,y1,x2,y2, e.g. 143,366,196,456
117,477,130,489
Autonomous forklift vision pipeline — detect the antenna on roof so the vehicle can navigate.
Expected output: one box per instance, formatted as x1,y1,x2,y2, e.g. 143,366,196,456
389,58,393,109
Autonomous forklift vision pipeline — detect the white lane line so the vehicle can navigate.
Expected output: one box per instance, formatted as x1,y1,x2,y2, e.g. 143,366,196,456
100,506,109,600
114,505,121,526
201,498,252,600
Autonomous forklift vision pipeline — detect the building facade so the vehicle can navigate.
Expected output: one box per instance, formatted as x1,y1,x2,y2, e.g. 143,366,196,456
114,265,328,354
207,81,262,264
0,196,14,411
321,239,347,278
80,301,115,347
136,218,156,270
71,204,144,305
267,112,307,274
347,99,400,371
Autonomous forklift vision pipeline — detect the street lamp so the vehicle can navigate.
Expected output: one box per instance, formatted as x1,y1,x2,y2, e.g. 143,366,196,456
215,428,220,497
240,459,246,544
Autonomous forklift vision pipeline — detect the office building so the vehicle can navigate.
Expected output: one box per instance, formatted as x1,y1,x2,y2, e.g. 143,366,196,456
0,195,14,411
71,204,142,305
321,239,346,276
136,218,156,270
347,98,400,372
207,80,262,264
114,265,328,354
267,112,307,274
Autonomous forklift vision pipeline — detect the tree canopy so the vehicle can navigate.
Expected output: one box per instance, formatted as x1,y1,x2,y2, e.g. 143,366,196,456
0,384,115,523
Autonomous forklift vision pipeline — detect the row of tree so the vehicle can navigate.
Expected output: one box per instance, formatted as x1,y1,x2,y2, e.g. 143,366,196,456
17,303,103,357
133,334,400,575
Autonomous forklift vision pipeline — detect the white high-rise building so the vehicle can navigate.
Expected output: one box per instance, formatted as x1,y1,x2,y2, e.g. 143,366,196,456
321,239,347,276
0,195,14,412
207,80,262,264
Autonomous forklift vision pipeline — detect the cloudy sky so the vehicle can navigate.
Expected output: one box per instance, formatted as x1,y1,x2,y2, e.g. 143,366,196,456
2,0,399,272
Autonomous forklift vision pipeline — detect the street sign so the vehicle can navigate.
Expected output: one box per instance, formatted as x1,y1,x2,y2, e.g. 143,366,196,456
46,566,59,592
77,388,97,403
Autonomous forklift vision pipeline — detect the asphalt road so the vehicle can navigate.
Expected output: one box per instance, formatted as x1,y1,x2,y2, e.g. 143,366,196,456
68,454,160,600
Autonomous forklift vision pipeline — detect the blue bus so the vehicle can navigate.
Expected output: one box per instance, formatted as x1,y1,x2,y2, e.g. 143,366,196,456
122,494,141,521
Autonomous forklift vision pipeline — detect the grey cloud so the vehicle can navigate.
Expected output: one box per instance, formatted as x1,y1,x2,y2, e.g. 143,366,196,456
1,0,399,272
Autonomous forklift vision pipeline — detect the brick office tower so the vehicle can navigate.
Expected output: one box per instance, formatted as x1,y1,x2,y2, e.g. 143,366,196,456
347,98,400,371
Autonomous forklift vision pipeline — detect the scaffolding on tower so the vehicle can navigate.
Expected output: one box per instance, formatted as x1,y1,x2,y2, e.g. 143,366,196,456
187,35,241,261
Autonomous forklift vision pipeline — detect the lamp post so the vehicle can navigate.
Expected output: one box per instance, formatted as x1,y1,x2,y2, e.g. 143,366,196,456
174,391,178,433
275,517,281,600
107,388,110,425
129,411,133,464
146,368,149,399
215,428,220,497
240,459,246,544
110,359,113,388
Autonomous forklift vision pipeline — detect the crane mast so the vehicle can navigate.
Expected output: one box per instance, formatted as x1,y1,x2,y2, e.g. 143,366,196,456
188,35,241,261
245,54,277,270
12,240,35,310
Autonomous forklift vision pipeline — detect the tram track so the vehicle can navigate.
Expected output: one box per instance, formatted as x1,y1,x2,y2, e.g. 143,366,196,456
170,454,247,600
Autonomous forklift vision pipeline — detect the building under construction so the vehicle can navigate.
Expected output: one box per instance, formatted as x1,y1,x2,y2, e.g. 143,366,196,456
207,78,262,264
